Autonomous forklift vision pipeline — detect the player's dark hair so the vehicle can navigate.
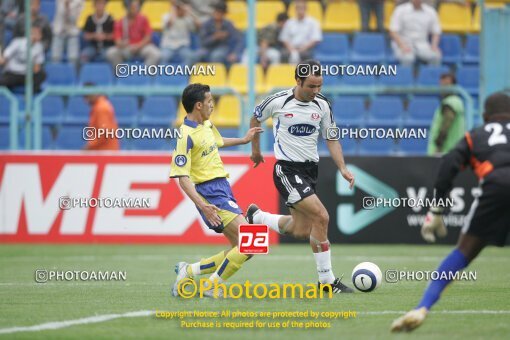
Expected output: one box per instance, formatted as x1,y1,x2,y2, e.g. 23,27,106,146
440,72,456,84
181,83,211,114
276,12,288,22
294,59,322,84
484,92,510,117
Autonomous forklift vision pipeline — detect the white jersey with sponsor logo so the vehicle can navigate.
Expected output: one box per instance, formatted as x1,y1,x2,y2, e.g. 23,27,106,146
254,88,335,162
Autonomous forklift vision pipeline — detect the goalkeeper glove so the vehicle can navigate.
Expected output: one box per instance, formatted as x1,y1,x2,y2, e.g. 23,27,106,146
421,206,447,243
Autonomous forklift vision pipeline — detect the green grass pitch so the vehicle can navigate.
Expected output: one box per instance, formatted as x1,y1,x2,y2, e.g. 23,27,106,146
0,244,509,339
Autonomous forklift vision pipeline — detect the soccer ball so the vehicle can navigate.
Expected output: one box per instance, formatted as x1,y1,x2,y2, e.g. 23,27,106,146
351,262,382,292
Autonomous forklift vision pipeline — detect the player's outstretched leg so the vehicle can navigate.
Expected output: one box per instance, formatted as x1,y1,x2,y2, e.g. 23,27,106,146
246,203,292,234
172,250,228,297
391,234,485,332
202,215,252,298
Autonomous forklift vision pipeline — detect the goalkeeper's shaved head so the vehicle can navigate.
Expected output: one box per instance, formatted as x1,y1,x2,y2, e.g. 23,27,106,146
484,92,510,122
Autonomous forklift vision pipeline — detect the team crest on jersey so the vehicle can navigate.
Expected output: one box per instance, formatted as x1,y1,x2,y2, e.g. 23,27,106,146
254,106,262,118
311,113,320,121
284,113,294,118
175,155,187,167
228,201,239,209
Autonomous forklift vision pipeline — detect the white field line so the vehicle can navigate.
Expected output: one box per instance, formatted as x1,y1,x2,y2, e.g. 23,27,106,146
0,310,509,335
0,310,154,335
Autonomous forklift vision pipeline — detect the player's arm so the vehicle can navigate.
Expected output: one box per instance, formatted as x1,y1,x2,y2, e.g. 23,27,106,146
221,127,264,148
434,105,456,152
177,176,222,227
327,140,354,190
421,133,471,242
250,95,277,167
320,98,355,189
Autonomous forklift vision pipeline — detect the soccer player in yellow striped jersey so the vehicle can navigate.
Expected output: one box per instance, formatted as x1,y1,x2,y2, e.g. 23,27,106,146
170,83,263,298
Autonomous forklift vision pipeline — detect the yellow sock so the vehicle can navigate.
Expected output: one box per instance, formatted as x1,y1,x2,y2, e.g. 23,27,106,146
214,247,249,281
187,250,226,276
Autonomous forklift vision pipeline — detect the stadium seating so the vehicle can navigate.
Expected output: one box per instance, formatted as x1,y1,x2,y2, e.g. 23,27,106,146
416,65,450,86
115,71,152,87
79,63,113,85
463,34,480,64
40,1,56,22
189,63,227,87
439,34,462,65
55,126,86,150
351,33,386,64
315,33,349,64
109,96,138,125
378,65,413,86
226,1,248,30
288,0,323,23
457,66,480,95
41,96,65,125
338,137,358,155
65,96,90,125
213,95,241,128
323,74,342,87
141,1,171,31
227,64,265,94
323,2,361,31
44,63,77,86
0,96,10,123
0,126,8,149
139,96,177,126
333,96,365,126
439,3,472,33
264,64,296,91
405,97,440,126
153,67,188,87
398,138,429,155
255,1,286,29
367,96,404,126
359,138,395,155
343,73,376,86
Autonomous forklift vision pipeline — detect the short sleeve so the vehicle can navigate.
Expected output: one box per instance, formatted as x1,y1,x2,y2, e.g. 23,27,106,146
254,93,280,123
389,6,402,32
169,132,193,178
319,98,336,139
430,10,442,35
210,123,224,147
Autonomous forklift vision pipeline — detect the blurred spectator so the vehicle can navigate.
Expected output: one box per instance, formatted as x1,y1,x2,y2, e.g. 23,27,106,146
182,0,215,23
427,73,465,155
83,84,120,151
51,0,84,64
390,0,441,66
0,26,46,93
13,0,52,52
81,0,114,63
160,0,200,65
242,12,288,70
359,0,384,32
106,0,160,68
0,0,23,50
196,2,242,65
279,0,322,64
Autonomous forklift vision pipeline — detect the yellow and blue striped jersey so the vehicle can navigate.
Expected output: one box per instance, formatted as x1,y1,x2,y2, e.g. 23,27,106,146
169,118,228,184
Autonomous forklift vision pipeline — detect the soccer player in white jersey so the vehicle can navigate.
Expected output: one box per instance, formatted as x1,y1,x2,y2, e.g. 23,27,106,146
247,60,356,293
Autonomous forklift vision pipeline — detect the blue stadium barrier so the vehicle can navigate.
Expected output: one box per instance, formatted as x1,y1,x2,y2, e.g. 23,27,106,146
55,126,86,150
0,96,10,124
139,96,177,126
